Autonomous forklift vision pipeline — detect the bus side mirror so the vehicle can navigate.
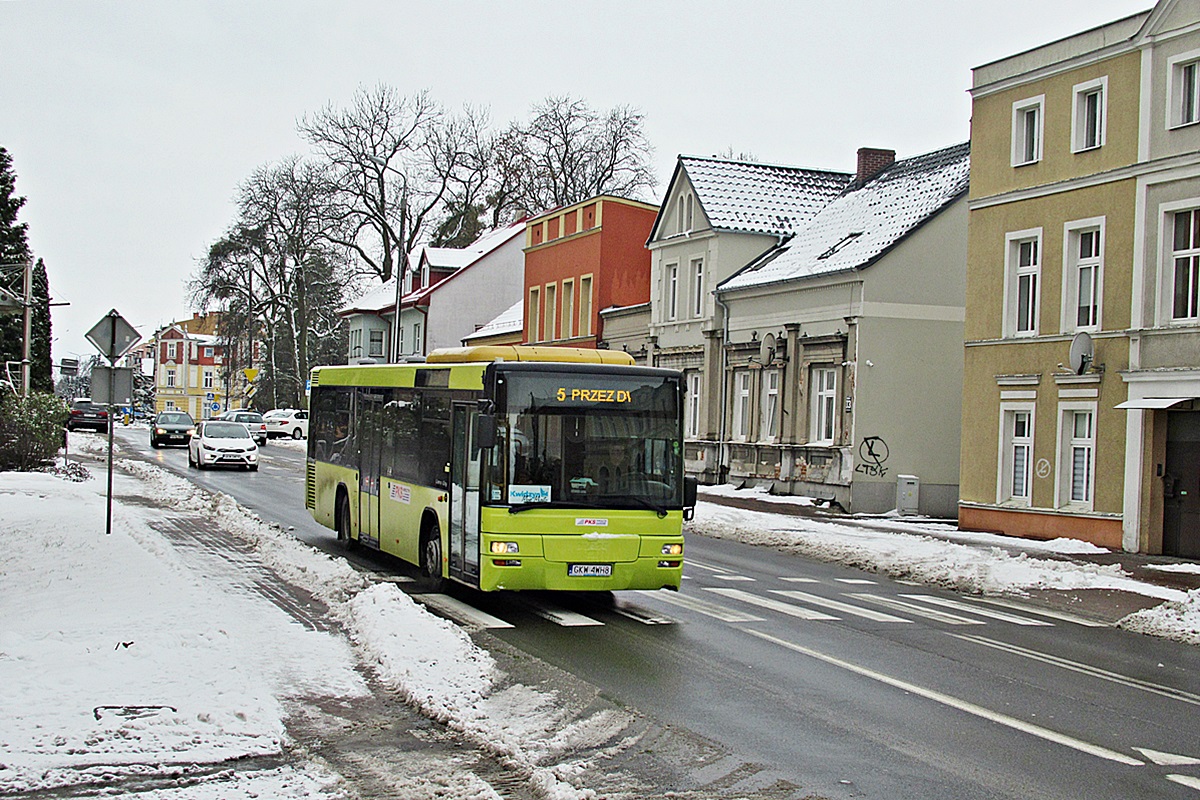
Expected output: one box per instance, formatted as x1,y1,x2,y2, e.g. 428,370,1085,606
474,414,497,450
683,476,698,520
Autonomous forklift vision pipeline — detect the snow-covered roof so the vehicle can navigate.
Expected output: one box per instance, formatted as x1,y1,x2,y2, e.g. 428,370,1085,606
462,299,523,342
719,142,970,293
339,223,524,316
669,157,853,238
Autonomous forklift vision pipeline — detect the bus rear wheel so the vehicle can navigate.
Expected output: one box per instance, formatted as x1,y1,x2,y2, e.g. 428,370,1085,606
336,493,356,551
421,524,444,592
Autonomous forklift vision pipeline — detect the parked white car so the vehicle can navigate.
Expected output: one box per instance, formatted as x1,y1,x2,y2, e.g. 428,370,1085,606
188,420,259,471
264,408,309,439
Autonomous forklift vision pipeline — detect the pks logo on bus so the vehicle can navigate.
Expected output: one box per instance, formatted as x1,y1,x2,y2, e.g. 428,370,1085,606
575,518,609,527
389,483,412,504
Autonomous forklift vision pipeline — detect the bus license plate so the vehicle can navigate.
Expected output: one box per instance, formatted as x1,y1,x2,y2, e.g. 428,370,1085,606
568,564,612,578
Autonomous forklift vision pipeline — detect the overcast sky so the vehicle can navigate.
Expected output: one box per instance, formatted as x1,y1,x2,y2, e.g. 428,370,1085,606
1,0,1153,362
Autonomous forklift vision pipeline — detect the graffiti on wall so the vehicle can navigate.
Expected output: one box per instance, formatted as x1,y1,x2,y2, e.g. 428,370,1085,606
855,436,890,478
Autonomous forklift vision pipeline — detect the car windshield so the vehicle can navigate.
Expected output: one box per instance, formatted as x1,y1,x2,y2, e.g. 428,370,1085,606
205,422,250,439
158,414,191,425
489,370,683,510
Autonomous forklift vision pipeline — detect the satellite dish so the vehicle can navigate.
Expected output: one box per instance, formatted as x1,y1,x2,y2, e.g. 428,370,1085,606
1068,332,1093,375
759,332,776,363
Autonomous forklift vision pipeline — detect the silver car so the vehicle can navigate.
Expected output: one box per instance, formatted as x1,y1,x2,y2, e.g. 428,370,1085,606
188,420,260,471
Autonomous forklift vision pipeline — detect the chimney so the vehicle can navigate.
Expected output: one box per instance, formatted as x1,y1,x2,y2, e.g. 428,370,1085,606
856,148,895,185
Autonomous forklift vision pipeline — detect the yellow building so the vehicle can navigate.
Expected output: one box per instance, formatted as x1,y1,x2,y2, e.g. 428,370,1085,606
962,1,1200,557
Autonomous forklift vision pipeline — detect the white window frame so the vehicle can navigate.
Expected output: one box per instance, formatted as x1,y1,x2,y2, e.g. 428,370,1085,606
691,257,705,318
368,329,384,357
1167,49,1200,129
666,262,679,320
1004,228,1043,337
561,278,574,340
732,370,751,441
1157,199,1200,325
686,192,695,231
686,372,702,438
412,322,422,354
528,286,540,343
1071,77,1107,153
203,346,214,358
579,276,593,337
1054,402,1097,510
810,366,837,445
166,341,178,361
166,368,177,388
760,369,780,443
997,402,1035,506
203,369,214,390
1011,95,1045,166
1060,217,1105,333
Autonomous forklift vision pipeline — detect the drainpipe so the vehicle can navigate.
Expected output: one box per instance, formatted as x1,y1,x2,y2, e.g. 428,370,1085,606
714,291,732,484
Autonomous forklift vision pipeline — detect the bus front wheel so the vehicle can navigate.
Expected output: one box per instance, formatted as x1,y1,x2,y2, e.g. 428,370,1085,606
336,493,356,551
421,523,444,592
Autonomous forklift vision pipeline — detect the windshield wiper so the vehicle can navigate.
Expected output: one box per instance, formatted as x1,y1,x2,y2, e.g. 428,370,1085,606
507,500,600,514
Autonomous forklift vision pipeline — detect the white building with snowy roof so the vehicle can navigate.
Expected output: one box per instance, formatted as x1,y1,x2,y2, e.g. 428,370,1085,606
650,144,970,515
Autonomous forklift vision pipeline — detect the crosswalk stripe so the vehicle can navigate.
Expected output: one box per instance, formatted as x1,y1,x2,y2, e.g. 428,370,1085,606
413,593,514,629
770,590,913,623
612,605,676,625
779,577,820,583
705,588,838,620
847,593,985,625
635,590,765,623
835,578,877,585
528,606,604,627
713,574,757,582
903,595,1053,626
684,558,730,574
966,596,1107,627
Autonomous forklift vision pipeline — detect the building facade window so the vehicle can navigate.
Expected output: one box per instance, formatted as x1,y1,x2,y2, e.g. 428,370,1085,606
561,279,574,339
760,369,780,443
167,341,178,361
1005,229,1042,337
666,263,679,320
732,370,751,441
691,258,704,318
369,329,384,357
1173,208,1200,321
999,405,1035,505
544,283,558,341
1058,406,1096,508
412,322,422,354
528,287,540,342
1072,77,1106,152
203,369,214,390
810,367,837,444
1062,220,1103,332
203,346,214,358
166,368,176,388
579,276,593,337
1011,95,1044,166
686,372,702,438
1169,51,1200,128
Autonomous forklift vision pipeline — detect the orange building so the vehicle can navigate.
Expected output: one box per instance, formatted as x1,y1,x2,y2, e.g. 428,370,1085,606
522,195,658,347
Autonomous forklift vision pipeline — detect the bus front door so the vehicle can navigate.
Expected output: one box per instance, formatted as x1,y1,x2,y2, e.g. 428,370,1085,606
450,404,481,582
356,391,384,549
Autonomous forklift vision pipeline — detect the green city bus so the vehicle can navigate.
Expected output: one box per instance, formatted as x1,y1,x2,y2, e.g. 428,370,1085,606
306,345,695,592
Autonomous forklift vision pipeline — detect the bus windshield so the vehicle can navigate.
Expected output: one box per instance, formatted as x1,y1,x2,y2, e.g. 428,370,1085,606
491,370,682,511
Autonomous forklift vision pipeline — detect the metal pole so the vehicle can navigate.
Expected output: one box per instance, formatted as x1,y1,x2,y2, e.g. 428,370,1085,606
22,259,31,397
106,313,116,535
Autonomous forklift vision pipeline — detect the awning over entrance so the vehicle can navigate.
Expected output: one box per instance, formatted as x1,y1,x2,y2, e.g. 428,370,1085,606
1115,397,1196,409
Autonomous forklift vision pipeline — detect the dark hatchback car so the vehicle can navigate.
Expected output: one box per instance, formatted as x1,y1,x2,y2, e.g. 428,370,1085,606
150,411,196,448
66,398,110,433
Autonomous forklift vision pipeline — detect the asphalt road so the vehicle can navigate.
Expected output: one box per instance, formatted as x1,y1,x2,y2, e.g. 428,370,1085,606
113,426,1200,800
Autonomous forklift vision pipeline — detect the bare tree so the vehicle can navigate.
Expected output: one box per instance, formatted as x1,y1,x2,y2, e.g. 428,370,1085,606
489,96,656,222
300,85,489,285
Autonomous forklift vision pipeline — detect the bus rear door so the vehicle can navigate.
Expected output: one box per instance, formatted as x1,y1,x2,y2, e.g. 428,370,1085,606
357,391,384,549
449,404,482,583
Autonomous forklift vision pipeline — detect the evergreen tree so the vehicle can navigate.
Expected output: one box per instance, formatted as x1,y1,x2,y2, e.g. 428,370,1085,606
0,147,33,387
30,259,52,393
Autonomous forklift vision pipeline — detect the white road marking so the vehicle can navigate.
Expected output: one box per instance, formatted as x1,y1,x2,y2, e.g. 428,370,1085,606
779,577,820,583
529,606,604,627
635,590,764,623
705,588,838,620
771,590,912,623
612,605,676,625
848,593,985,626
1168,775,1200,790
965,595,1107,627
835,578,877,585
413,593,514,629
747,629,1145,767
1135,748,1200,766
951,634,1200,707
904,594,1053,626
685,558,730,574
713,574,757,582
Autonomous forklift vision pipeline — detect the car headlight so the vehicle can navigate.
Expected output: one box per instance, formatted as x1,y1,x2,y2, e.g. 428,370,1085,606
203,444,216,451
661,543,684,556
155,428,165,434
489,541,519,554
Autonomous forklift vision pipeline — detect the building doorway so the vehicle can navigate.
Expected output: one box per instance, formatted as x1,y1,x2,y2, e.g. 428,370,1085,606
1163,410,1200,558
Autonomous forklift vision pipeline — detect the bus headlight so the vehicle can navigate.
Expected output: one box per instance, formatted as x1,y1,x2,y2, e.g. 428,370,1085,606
661,543,683,556
490,541,519,554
